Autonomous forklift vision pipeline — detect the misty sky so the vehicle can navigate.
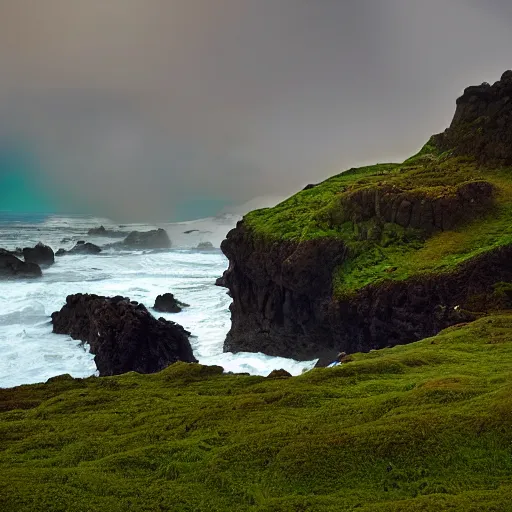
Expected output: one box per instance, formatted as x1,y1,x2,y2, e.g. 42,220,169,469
0,1,511,221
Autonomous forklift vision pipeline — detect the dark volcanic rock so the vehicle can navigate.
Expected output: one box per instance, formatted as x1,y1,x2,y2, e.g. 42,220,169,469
0,249,42,278
434,70,512,164
87,225,127,238
196,241,214,250
219,222,347,360
57,242,102,256
218,222,512,360
10,247,24,258
88,225,107,236
51,294,197,376
217,72,512,361
23,242,55,266
122,229,171,249
154,293,189,313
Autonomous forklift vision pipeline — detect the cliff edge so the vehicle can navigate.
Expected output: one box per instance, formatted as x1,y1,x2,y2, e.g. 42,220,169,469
219,71,512,360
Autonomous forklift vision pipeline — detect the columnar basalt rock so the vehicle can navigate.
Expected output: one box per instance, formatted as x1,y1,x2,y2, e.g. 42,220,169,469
219,222,512,360
332,180,495,234
219,223,347,360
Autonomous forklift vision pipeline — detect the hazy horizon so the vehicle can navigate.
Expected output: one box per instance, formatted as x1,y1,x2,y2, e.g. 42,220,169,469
1,1,512,222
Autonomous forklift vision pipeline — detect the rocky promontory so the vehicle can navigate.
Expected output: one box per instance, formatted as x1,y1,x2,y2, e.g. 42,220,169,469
434,70,512,164
51,294,197,376
218,71,512,360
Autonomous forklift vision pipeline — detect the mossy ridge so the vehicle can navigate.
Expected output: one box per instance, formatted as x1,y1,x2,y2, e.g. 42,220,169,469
244,143,512,295
1,315,512,511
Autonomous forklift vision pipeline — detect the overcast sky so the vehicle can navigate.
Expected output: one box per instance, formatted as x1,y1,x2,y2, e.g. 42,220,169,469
0,1,511,221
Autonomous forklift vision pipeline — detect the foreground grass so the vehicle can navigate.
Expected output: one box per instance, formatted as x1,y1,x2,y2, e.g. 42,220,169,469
1,315,512,511
245,145,512,296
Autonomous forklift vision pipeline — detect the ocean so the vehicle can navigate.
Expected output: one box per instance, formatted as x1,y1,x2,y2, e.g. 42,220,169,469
0,213,316,388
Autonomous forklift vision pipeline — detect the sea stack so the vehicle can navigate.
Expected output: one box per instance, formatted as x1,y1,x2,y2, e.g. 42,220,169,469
51,294,197,376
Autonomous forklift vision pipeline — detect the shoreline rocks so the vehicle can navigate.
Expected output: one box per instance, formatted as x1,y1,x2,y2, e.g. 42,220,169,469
0,249,42,278
23,242,55,266
196,241,214,250
154,293,189,313
56,241,102,256
122,229,171,249
105,229,172,250
51,294,197,376
87,225,127,238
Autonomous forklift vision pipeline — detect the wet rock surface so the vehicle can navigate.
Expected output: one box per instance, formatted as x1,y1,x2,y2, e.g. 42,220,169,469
196,241,214,250
87,226,127,237
22,242,55,266
154,293,189,313
51,294,197,376
121,229,171,249
0,249,42,278
56,241,102,256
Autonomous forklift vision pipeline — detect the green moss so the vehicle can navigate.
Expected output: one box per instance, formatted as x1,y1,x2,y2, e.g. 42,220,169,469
1,315,512,510
244,149,512,296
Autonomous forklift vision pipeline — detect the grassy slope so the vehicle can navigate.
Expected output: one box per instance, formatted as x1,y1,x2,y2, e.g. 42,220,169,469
1,315,512,511
244,144,512,296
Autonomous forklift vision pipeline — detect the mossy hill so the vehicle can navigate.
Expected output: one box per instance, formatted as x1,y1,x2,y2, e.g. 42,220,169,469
245,148,511,297
1,315,512,511
244,71,512,297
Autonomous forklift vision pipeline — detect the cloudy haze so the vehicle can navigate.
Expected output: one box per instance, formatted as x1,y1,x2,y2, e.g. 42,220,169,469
0,1,511,220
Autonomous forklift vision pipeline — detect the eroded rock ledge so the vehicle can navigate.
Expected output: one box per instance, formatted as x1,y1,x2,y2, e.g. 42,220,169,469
219,223,512,360
332,180,494,234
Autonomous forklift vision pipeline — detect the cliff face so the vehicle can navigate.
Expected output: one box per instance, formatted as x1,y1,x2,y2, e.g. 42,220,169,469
220,223,346,359
219,71,512,361
220,224,512,360
435,70,512,164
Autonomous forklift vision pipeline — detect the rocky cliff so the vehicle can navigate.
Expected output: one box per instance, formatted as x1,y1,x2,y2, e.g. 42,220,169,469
218,71,512,361
435,70,512,164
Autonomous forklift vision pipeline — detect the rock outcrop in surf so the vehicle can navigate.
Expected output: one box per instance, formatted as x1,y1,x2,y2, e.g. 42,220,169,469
56,241,102,256
23,243,55,266
0,249,42,279
51,294,197,376
154,293,189,313
121,229,171,249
